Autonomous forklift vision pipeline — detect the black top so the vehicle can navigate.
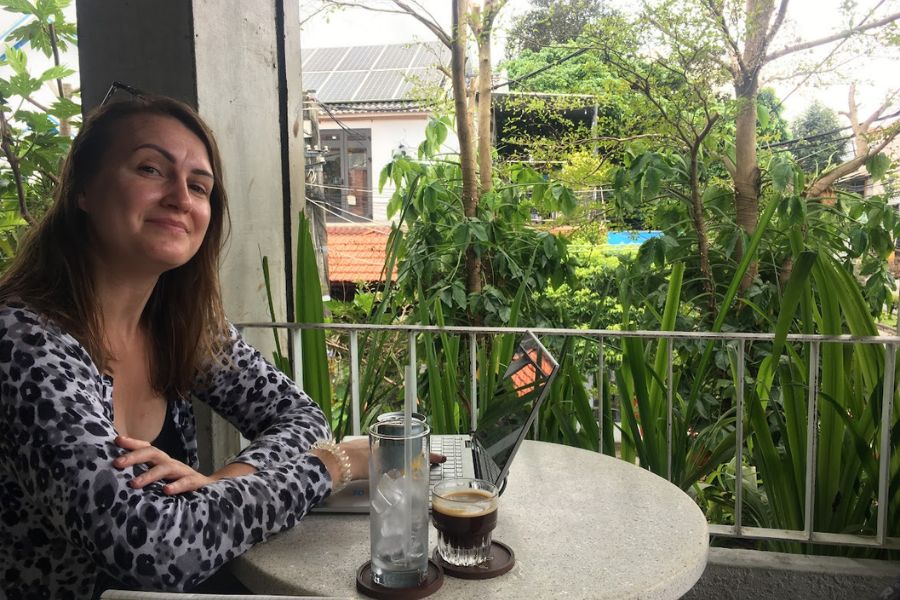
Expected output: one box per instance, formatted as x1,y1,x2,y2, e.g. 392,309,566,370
92,401,186,599
152,400,188,464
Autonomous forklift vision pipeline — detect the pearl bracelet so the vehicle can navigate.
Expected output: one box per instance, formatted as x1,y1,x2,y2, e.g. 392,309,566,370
312,440,353,492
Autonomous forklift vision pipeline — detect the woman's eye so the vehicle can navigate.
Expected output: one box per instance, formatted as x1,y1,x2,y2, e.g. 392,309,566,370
189,183,209,196
138,165,161,176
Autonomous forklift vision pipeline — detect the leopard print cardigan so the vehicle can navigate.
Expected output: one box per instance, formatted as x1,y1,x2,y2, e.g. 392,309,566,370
0,303,333,599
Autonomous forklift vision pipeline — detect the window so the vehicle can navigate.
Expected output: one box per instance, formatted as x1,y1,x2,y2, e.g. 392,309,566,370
321,128,372,222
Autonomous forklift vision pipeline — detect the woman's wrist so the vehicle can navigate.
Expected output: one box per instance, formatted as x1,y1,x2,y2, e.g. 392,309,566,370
210,461,257,482
311,440,353,492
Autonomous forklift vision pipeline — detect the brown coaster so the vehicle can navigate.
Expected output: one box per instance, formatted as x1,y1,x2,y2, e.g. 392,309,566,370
356,559,443,600
432,540,515,580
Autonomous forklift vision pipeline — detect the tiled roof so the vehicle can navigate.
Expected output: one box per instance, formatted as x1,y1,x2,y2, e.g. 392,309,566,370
326,224,395,283
325,100,430,114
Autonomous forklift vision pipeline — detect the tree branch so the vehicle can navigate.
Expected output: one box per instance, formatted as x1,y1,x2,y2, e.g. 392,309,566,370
766,0,790,45
701,0,745,75
23,95,50,113
718,153,737,179
391,0,451,46
805,129,900,198
0,108,35,226
766,11,900,62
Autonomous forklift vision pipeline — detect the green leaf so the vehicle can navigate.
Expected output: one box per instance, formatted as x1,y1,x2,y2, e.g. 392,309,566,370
378,162,391,192
452,222,469,246
470,221,489,243
757,101,770,130
865,153,891,181
386,192,401,218
770,156,794,192
451,282,466,309
849,228,868,256
48,96,79,120
542,234,557,259
38,64,72,82
0,0,38,17
3,45,27,76
294,211,331,420
557,185,577,214
642,166,661,198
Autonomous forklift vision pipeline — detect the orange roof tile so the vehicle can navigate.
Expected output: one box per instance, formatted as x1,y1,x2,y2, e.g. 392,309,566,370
326,224,396,283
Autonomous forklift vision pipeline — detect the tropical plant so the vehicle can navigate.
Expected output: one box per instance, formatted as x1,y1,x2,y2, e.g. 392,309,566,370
0,0,79,266
262,212,333,424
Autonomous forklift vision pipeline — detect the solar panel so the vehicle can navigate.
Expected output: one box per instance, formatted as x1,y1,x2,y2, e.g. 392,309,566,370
396,68,445,97
302,72,331,94
317,70,367,102
374,44,418,69
338,45,385,71
354,70,405,101
304,47,349,72
412,42,447,68
303,43,450,102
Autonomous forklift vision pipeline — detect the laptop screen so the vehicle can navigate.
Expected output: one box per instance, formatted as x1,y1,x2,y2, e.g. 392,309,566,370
474,332,559,481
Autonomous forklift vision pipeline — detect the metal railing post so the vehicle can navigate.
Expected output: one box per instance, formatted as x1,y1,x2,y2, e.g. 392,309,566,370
350,330,361,436
876,343,896,544
407,332,417,417
598,336,605,454
666,337,674,482
470,333,478,432
735,341,745,536
804,341,820,539
292,329,303,391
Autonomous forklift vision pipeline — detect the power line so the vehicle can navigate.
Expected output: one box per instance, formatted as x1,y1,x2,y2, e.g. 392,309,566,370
309,97,369,142
492,47,591,92
306,196,396,235
763,109,900,150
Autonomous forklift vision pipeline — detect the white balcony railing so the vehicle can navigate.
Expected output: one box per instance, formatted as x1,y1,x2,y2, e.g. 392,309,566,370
236,322,899,551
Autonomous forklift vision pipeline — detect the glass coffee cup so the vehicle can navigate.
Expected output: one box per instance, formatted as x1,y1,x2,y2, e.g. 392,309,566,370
431,478,499,567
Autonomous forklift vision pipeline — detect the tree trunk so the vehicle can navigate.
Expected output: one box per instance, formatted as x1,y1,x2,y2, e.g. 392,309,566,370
451,0,482,306
689,149,716,317
476,1,493,195
731,0,777,291
733,77,761,290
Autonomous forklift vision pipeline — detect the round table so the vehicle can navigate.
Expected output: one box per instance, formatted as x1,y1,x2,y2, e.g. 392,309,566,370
232,440,708,599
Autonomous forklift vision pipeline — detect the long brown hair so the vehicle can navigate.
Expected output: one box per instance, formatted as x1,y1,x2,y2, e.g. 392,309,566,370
0,96,231,397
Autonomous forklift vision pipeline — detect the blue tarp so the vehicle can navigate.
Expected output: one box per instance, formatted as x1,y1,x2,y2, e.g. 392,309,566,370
606,230,663,245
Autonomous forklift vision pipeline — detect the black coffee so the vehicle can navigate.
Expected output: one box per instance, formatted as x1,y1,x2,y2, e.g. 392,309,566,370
432,490,498,549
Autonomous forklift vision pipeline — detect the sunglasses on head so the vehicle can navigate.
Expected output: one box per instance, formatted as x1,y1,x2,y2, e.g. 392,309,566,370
100,81,146,106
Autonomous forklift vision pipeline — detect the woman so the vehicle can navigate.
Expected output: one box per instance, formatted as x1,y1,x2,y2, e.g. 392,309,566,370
0,95,367,599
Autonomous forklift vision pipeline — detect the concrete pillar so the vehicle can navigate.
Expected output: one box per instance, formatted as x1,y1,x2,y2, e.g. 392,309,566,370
76,0,306,472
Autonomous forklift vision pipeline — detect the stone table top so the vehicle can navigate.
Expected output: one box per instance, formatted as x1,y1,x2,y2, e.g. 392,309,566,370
232,440,708,599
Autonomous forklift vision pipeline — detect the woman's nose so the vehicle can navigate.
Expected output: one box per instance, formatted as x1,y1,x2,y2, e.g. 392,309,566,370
164,178,193,210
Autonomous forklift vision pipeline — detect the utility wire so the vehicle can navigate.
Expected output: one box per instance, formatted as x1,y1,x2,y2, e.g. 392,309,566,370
763,109,900,150
306,196,396,235
492,47,591,91
309,97,369,141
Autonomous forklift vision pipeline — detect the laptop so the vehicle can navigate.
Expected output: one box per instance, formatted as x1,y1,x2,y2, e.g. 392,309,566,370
314,330,559,513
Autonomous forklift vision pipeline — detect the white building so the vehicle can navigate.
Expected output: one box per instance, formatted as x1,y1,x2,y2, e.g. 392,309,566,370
302,42,457,224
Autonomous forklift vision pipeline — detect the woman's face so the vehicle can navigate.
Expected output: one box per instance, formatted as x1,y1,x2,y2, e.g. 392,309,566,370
79,113,214,278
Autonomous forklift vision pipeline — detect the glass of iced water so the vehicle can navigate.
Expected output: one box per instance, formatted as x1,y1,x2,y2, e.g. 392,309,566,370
368,417,430,588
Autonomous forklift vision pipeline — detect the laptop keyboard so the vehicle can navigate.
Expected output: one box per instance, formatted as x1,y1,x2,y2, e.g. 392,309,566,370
429,436,465,484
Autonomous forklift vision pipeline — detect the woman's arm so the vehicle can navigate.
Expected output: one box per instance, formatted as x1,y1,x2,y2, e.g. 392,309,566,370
0,308,331,591
190,326,332,472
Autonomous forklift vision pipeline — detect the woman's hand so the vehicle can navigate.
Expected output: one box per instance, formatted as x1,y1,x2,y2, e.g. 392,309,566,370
113,435,215,495
338,438,370,480
331,439,444,479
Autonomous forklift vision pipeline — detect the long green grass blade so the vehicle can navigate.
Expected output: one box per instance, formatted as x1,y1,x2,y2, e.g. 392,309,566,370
295,211,332,421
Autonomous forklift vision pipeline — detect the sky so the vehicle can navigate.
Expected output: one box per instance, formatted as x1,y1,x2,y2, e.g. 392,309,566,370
300,0,900,123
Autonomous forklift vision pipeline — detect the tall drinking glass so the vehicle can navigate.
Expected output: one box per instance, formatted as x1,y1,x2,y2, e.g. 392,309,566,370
368,417,430,588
